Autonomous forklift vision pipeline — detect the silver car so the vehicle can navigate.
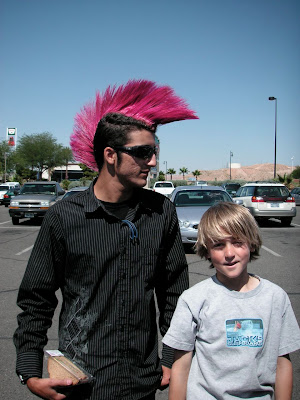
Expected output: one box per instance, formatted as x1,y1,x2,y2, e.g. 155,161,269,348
291,187,300,206
170,186,238,244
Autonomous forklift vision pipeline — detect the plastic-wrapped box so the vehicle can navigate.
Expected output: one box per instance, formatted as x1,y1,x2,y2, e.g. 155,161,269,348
45,350,93,385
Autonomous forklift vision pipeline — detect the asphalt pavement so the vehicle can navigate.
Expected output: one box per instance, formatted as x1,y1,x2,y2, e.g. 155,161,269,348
0,206,299,399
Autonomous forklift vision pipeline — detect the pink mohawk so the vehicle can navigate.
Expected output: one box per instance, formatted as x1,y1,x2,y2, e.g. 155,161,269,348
70,79,198,170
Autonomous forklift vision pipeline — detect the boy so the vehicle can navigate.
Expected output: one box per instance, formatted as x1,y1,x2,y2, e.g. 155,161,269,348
162,202,300,399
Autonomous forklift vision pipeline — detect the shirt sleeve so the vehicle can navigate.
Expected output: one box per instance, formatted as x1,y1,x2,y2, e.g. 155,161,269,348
162,294,197,352
155,205,189,366
278,295,300,356
13,209,65,379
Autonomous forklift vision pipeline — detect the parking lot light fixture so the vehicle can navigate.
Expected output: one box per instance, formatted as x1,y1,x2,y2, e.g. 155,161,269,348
268,96,277,179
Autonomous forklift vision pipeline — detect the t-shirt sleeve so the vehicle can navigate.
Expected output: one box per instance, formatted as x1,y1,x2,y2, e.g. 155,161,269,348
278,296,300,356
162,294,197,351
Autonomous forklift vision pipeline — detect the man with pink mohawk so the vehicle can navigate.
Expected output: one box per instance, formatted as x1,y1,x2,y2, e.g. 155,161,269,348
14,79,198,400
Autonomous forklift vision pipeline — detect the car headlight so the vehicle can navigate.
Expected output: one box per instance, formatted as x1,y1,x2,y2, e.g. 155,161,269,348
179,220,191,228
41,200,50,207
10,200,19,206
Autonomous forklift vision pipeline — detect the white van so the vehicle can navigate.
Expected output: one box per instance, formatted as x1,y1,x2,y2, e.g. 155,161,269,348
0,182,20,204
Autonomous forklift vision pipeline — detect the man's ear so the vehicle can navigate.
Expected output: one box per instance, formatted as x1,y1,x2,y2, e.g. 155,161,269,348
104,147,117,166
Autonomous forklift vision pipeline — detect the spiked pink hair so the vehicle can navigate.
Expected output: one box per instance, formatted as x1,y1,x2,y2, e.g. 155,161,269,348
70,79,198,170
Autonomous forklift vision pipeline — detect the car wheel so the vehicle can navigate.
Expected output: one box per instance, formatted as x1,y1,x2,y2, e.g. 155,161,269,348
12,217,19,225
281,217,292,227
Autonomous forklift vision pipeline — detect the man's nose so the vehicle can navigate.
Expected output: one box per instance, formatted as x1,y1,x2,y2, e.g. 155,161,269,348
146,153,156,167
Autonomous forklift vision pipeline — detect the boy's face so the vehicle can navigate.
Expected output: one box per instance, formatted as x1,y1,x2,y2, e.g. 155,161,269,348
206,235,252,285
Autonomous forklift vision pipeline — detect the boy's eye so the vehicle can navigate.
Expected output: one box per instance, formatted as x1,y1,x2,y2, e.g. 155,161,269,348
212,243,224,248
233,241,244,247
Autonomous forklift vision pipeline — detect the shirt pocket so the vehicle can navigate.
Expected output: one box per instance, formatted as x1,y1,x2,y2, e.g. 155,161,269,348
139,247,164,284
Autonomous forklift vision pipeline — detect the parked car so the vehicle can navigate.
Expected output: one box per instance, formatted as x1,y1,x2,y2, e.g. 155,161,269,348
60,186,89,200
152,181,175,197
195,180,208,186
0,182,20,205
9,181,65,225
222,183,241,196
170,185,241,244
291,187,300,206
2,188,19,207
235,183,296,226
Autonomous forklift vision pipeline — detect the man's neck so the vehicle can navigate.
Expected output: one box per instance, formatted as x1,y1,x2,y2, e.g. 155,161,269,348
93,173,133,203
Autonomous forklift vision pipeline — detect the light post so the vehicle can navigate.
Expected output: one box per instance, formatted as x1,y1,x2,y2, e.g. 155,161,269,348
163,161,167,179
229,151,233,180
291,156,294,173
268,96,277,179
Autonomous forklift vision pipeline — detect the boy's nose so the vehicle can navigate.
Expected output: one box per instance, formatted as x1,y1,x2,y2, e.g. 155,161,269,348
224,243,235,258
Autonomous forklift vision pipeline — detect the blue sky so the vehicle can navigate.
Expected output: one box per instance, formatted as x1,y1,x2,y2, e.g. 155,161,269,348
1,0,299,173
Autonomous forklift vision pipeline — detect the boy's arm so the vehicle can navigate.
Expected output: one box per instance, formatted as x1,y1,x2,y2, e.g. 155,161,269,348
169,350,192,400
275,354,293,400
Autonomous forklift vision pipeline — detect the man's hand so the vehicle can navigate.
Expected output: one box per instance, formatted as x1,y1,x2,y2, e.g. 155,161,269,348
27,377,73,400
160,365,171,388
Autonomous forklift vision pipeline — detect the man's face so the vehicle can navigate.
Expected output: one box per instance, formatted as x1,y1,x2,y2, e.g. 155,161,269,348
114,129,157,189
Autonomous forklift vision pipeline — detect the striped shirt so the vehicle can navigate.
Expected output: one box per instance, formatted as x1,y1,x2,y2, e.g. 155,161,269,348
14,184,189,399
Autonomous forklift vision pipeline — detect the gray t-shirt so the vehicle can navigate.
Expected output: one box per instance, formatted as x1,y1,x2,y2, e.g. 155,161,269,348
162,275,300,399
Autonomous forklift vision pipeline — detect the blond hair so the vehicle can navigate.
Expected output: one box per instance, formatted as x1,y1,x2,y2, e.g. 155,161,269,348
195,202,262,261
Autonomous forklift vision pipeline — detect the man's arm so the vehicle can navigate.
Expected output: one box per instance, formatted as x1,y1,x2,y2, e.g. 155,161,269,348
13,210,65,388
275,354,293,400
168,350,192,400
156,207,189,381
26,377,73,400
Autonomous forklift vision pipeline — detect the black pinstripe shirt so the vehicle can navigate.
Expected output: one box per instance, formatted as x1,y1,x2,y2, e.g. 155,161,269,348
14,184,189,399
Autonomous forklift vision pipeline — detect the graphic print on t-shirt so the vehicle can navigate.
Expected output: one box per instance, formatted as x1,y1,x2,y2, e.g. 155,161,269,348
226,319,263,347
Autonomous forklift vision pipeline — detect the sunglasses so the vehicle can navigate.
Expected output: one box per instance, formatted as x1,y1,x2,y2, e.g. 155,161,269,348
114,145,159,160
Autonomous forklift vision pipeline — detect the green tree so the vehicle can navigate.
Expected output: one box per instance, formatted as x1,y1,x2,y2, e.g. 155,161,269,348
15,132,63,180
158,171,165,181
291,166,300,179
277,173,292,187
0,140,14,181
59,147,74,180
167,168,176,180
179,167,189,180
192,169,201,181
79,163,98,180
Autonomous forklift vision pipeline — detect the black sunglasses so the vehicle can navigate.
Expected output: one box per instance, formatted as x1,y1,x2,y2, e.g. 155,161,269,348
114,145,159,160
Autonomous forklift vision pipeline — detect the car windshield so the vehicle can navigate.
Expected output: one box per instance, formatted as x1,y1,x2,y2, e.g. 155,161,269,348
155,182,173,188
174,190,232,207
20,184,57,195
225,184,240,190
255,186,289,198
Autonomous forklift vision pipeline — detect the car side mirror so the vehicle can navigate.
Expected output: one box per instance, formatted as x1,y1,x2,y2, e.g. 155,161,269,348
58,189,65,196
234,199,243,205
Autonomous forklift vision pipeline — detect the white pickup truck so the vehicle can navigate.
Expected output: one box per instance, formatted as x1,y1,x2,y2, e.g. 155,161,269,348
152,181,175,197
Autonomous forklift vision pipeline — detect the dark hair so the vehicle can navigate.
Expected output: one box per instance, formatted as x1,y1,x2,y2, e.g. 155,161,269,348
93,113,156,171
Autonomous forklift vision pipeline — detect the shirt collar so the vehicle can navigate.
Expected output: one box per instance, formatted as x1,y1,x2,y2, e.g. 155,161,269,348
82,181,155,217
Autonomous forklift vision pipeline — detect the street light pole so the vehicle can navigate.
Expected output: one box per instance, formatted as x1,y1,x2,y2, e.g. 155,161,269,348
163,161,167,179
229,151,233,180
268,97,277,179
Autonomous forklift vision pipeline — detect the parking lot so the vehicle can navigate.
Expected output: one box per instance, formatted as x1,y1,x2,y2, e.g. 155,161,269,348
0,205,299,399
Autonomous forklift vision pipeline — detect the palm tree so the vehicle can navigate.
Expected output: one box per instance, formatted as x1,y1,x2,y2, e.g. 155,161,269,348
167,168,176,180
277,173,292,188
60,147,73,180
192,169,201,181
179,167,189,180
